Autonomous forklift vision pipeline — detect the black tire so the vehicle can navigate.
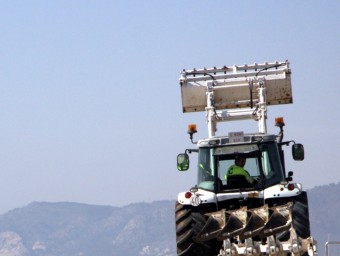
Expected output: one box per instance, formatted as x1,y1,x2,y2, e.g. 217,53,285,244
175,202,220,256
276,191,311,241
292,191,311,238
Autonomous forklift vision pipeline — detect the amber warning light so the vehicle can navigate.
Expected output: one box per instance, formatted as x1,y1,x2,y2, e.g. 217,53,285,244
187,124,197,144
187,124,197,134
275,117,285,127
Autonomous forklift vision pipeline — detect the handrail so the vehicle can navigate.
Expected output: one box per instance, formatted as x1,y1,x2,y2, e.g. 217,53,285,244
325,241,340,256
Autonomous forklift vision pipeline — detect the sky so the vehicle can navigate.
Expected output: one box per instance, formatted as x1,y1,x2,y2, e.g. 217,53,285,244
0,1,339,214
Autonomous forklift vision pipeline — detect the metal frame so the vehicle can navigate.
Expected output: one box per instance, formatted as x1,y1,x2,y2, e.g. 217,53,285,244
325,241,340,256
179,61,292,138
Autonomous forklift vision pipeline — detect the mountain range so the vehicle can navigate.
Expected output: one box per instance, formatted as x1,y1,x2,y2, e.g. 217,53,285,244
1,183,340,255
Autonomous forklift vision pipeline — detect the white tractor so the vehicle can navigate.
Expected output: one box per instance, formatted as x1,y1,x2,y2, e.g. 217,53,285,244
175,61,317,256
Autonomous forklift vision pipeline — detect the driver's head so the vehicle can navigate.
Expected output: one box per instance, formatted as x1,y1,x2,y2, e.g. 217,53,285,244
235,157,246,168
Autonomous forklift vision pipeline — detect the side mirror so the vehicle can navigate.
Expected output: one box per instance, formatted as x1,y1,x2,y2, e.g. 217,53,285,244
292,143,304,161
177,153,190,171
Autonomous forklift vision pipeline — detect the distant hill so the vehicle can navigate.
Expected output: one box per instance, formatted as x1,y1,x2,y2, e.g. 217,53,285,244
0,183,340,256
307,183,340,250
0,201,175,256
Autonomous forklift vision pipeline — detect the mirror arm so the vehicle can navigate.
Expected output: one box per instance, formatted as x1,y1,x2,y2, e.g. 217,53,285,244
278,140,295,146
185,149,199,154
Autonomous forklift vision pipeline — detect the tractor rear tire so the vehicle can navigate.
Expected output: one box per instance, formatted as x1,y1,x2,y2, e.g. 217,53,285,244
175,202,220,256
292,191,311,238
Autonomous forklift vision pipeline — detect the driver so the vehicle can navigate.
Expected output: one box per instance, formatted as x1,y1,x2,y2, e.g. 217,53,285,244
225,157,254,184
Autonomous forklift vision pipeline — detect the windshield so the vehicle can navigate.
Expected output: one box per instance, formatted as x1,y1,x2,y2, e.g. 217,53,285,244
197,142,284,191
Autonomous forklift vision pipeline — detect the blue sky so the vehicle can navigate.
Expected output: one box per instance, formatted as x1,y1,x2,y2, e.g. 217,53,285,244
0,1,339,214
